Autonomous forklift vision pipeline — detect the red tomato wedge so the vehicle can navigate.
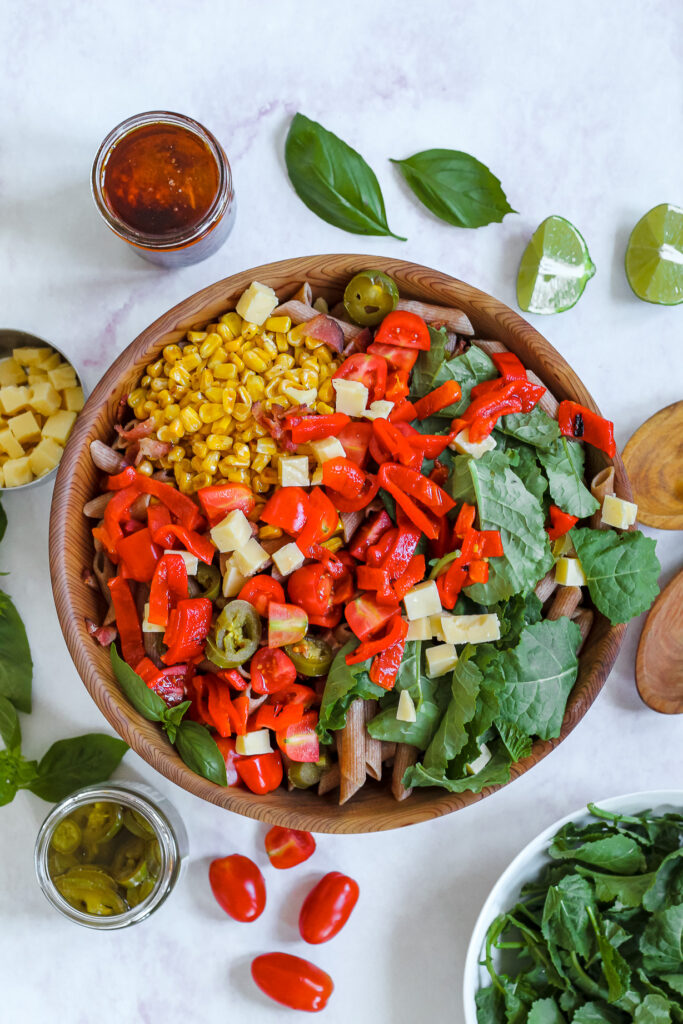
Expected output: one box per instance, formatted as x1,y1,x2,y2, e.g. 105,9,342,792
250,647,297,695
251,953,333,1013
373,310,431,350
208,854,265,922
197,483,255,526
276,711,320,763
268,602,308,647
265,826,316,870
367,341,419,372
345,593,398,641
333,353,387,403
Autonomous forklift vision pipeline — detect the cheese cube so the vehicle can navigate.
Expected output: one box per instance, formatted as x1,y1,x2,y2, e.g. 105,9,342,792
0,429,24,459
396,689,417,723
555,557,586,587
47,364,77,391
451,427,497,459
27,372,48,386
310,436,346,464
272,541,305,577
406,616,432,641
0,385,30,416
29,381,61,417
9,410,41,445
0,359,27,387
552,534,575,558
310,465,323,486
467,743,492,775
279,455,310,488
403,579,442,621
41,409,77,444
601,494,638,530
12,347,49,367
163,549,198,575
425,643,458,678
332,379,368,417
38,351,62,372
63,386,85,412
431,614,448,641
236,730,273,756
235,281,278,326
440,613,501,646
363,400,395,421
142,603,165,633
230,538,270,577
222,564,247,598
29,437,63,477
210,508,252,552
2,456,32,488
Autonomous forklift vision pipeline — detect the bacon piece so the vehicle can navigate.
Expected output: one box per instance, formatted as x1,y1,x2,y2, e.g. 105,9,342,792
135,437,171,464
114,418,155,442
341,327,372,358
85,618,118,646
251,402,298,452
302,314,345,353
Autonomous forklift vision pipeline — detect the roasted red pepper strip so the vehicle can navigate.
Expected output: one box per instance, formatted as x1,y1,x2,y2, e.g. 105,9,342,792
372,420,422,469
392,554,426,601
108,576,145,666
102,485,141,557
116,527,162,582
324,473,380,513
216,667,249,691
296,488,338,554
547,504,579,540
366,527,398,567
436,561,468,609
384,369,410,403
469,377,545,415
321,458,366,498
333,353,387,403
146,503,172,535
345,614,408,665
378,463,454,539
454,502,476,537
235,751,283,795
151,523,215,564
347,510,391,561
407,433,454,460
148,552,189,627
355,565,397,606
161,597,212,665
289,413,351,443
137,476,202,529
206,675,237,738
413,380,463,420
106,467,138,490
466,559,489,584
261,487,311,536
374,310,431,351
377,513,422,578
389,400,418,424
474,530,504,558
558,401,616,458
491,351,527,380
429,461,449,488
369,634,407,690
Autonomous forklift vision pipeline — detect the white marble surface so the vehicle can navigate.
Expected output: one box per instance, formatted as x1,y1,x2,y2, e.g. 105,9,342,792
1,1,681,1020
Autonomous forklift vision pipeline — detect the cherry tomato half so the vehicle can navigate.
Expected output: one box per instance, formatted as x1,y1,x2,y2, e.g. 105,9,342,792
251,953,333,1012
287,563,334,619
333,353,387,403
299,871,359,944
276,710,320,763
237,575,286,618
337,421,372,469
374,309,431,350
209,854,265,922
264,826,316,869
250,647,297,695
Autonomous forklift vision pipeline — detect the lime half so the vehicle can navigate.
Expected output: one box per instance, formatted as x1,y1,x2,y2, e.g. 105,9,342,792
625,203,683,305
517,215,596,314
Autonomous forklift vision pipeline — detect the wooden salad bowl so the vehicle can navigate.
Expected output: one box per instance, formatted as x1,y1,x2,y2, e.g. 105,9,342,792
49,255,631,833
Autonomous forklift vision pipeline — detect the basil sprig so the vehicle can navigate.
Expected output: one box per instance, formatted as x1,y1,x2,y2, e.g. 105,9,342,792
391,148,515,228
110,646,227,787
0,589,33,713
285,113,405,239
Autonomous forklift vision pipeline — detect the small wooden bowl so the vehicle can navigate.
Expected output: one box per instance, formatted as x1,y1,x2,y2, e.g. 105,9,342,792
49,255,630,833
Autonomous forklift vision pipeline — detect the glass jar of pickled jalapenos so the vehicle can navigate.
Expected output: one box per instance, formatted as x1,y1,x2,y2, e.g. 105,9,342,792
34,782,188,929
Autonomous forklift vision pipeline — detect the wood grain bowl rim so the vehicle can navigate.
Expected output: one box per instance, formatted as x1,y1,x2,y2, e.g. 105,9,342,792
49,255,630,834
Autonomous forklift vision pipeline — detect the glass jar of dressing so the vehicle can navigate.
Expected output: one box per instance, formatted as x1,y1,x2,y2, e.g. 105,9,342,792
34,781,188,929
91,110,235,267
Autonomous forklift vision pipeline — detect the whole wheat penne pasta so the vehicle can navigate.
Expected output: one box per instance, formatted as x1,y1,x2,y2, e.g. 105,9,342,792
92,548,116,624
474,340,559,417
317,762,340,796
474,339,507,356
590,467,616,529
83,491,114,518
381,741,397,762
292,281,312,305
363,701,383,781
392,744,418,802
90,439,128,474
272,300,363,342
312,296,329,314
338,698,367,804
329,301,353,322
396,299,474,336
535,569,558,603
572,606,594,654
547,586,582,621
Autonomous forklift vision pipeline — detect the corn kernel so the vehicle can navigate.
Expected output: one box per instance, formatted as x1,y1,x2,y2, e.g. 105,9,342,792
150,409,165,429
214,363,237,380
241,322,260,340
252,423,267,438
255,437,277,454
318,379,334,403
147,359,164,378
198,368,214,391
317,348,332,365
275,353,295,370
245,376,265,402
150,377,170,393
262,337,278,358
215,323,232,343
128,388,146,408
186,331,207,343
220,312,243,337
242,350,266,373
179,407,202,433
300,369,319,389
225,467,250,484
143,399,158,415
201,452,221,474
253,476,270,494
321,536,344,553
203,386,223,403
207,434,233,452
168,445,186,463
252,453,270,473
134,404,150,420
207,349,229,368
199,402,224,424
134,459,152,477
259,524,283,540
304,336,324,351
140,375,151,388
191,472,213,491
169,365,191,388
199,333,222,359
167,418,185,440
213,415,233,433
316,402,334,415
162,344,183,364
192,440,209,458
265,316,291,333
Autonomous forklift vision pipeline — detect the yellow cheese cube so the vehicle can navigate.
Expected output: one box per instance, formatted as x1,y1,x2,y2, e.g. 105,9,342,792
310,465,324,486
440,613,501,645
42,409,77,445
0,385,30,416
235,282,278,326
222,564,247,598
425,643,458,678
430,614,448,641
601,494,638,530
27,372,49,386
272,542,305,577
28,437,63,477
0,429,24,459
63,386,85,412
0,359,27,387
309,436,346,464
235,730,273,756
38,351,61,371
555,557,587,587
363,400,395,421
451,427,497,459
2,456,32,487
403,580,442,621
47,364,78,391
396,689,417,723
9,410,42,445
210,509,252,552
552,534,575,558
406,616,433,641
332,379,368,417
12,347,50,367
467,743,492,775
230,538,270,577
29,381,61,417
279,455,310,487
142,603,165,633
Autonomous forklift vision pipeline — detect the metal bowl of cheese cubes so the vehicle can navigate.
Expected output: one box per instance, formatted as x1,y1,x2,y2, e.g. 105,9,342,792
0,330,84,491
47,255,630,833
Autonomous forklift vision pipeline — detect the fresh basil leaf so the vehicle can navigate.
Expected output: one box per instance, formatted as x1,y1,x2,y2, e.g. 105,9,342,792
174,720,227,787
411,334,497,413
465,451,554,603
550,833,648,875
0,499,6,544
640,905,683,975
27,733,128,802
634,995,673,1024
497,407,560,451
0,590,32,713
160,700,191,744
527,997,565,1024
285,113,404,238
317,641,384,743
541,873,597,958
0,749,37,805
537,438,599,518
109,644,167,722
422,648,481,772
367,675,449,749
643,850,683,912
404,744,512,793
0,694,21,751
391,148,515,228
570,527,661,625
496,719,532,762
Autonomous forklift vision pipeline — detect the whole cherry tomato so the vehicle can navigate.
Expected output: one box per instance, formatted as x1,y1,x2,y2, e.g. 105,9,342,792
235,750,283,795
208,854,266,922
250,646,297,695
251,953,333,1012
299,871,359,944
264,826,316,869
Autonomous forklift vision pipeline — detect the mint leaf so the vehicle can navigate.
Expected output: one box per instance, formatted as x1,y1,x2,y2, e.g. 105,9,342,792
285,113,404,239
174,720,227,787
0,590,32,713
537,438,599,518
570,527,661,624
0,695,21,751
27,733,128,802
391,148,515,228
109,644,168,722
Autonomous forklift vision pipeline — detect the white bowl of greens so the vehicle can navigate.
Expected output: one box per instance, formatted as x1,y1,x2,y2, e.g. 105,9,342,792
463,790,683,1023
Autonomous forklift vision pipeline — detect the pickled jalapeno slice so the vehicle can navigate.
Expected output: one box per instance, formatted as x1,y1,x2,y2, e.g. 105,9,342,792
197,562,221,602
206,600,262,668
284,637,333,677
343,269,399,326
122,808,156,839
112,836,149,887
83,802,123,845
50,818,82,855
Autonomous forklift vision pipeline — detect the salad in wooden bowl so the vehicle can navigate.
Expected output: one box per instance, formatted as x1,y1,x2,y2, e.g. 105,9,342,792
49,256,660,833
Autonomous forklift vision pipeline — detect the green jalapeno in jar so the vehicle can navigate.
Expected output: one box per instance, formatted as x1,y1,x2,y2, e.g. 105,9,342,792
54,868,128,916
112,837,149,887
83,802,123,845
50,818,82,855
122,808,156,839
284,636,333,677
343,269,399,326
206,599,262,668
